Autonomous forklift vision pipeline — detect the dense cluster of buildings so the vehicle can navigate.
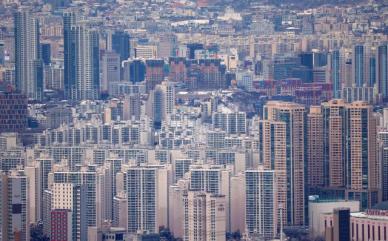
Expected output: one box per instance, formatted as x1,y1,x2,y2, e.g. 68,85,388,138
0,0,387,241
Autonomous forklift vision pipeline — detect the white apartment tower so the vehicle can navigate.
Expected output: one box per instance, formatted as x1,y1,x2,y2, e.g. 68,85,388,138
245,168,278,240
126,166,169,233
183,191,226,241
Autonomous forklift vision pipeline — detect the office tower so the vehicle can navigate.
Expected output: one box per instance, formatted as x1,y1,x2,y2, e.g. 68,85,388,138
135,44,158,59
14,8,43,100
329,50,342,98
377,44,388,99
126,166,169,233
257,120,287,226
272,55,299,81
369,48,377,87
263,101,305,225
212,110,246,134
101,51,120,94
63,10,77,99
245,168,277,240
0,90,27,133
353,45,367,87
52,183,87,241
183,191,226,241
145,59,165,91
325,208,350,241
186,43,204,59
307,106,324,189
146,81,175,127
0,40,5,65
112,30,130,63
122,59,146,83
0,170,29,241
41,43,51,65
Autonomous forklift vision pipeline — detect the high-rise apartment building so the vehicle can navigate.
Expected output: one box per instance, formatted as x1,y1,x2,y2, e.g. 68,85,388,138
51,170,97,229
51,183,87,241
0,170,29,241
50,209,72,241
14,8,43,100
71,24,100,100
63,12,100,100
212,110,246,134
307,106,324,189
263,101,306,226
345,101,379,208
245,168,277,240
126,166,169,233
319,100,379,208
63,10,77,99
257,120,287,226
146,81,175,127
188,165,231,231
322,99,346,187
183,191,226,241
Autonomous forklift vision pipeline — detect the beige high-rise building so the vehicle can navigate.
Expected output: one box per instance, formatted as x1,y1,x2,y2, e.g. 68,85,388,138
322,99,346,188
307,106,324,188
321,100,379,208
230,173,246,233
183,191,226,241
263,101,305,226
345,101,379,208
257,120,287,227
